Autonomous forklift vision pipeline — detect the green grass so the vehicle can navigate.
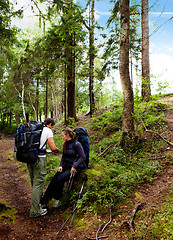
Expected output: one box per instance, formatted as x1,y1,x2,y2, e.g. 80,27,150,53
46,99,171,218
134,193,173,239
6,96,172,239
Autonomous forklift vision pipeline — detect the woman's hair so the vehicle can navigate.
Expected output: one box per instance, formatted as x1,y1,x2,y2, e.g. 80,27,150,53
62,127,76,152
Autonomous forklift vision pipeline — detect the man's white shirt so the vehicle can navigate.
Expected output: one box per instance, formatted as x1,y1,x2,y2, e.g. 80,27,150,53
38,127,53,157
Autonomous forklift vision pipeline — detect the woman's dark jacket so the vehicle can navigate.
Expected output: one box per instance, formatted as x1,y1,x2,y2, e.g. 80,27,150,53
60,139,85,169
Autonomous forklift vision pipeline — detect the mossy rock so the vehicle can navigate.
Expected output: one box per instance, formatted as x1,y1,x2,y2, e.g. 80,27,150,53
0,202,16,223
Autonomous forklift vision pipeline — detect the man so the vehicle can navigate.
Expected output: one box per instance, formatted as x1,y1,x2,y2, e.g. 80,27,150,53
27,118,59,217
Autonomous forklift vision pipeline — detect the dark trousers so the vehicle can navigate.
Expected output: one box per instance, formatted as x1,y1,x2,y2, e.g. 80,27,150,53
41,167,71,205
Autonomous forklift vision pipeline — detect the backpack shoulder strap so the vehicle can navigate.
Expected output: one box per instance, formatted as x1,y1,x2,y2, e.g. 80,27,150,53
39,126,47,150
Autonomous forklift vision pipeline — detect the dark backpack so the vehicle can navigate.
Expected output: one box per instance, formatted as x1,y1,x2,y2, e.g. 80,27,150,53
14,121,45,164
73,127,90,168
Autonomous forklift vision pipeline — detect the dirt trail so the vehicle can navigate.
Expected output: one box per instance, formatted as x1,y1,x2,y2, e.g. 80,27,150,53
0,96,173,240
0,135,71,240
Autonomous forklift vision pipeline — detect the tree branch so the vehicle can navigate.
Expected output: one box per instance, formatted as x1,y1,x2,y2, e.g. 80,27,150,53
121,202,145,232
85,235,108,240
101,205,112,233
145,129,173,147
96,224,102,240
97,144,114,157
142,120,173,147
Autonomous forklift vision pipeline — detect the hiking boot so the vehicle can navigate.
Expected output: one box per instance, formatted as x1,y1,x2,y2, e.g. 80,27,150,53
41,208,48,216
52,200,59,208
40,203,47,210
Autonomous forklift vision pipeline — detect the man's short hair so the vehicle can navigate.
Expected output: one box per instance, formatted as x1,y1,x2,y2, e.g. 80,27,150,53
44,118,55,126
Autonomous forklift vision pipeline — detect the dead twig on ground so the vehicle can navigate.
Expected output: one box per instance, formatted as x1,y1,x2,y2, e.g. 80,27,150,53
145,129,173,147
121,202,145,232
101,205,112,233
148,156,166,160
85,235,108,240
97,144,114,157
96,224,103,240
142,120,173,147
85,205,112,240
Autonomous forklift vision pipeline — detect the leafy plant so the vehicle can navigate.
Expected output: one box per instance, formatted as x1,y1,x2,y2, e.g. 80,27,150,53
90,109,122,132
45,97,171,218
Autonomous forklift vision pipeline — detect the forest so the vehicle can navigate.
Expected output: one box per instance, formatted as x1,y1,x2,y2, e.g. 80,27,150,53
0,0,173,239
1,0,155,133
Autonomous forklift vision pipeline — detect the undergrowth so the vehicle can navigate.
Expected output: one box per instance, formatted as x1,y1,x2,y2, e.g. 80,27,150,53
44,98,172,238
134,193,173,239
45,99,171,211
7,95,172,238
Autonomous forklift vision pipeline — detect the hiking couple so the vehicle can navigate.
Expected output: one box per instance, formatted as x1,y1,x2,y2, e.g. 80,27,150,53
27,118,86,218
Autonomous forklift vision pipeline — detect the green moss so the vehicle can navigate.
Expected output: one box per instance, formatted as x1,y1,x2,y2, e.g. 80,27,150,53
0,201,16,223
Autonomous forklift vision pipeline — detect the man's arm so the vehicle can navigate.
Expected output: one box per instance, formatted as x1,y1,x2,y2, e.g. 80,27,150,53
47,137,59,152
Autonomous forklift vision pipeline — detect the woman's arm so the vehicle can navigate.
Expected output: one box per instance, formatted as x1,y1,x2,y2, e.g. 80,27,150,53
72,141,86,169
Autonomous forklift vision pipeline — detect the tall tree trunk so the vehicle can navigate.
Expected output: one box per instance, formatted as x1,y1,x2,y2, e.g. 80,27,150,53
9,111,12,125
15,74,27,123
52,76,60,122
89,0,95,117
28,89,37,120
119,0,135,145
66,30,76,121
45,75,48,118
64,63,67,123
21,79,27,123
141,0,151,101
36,79,39,121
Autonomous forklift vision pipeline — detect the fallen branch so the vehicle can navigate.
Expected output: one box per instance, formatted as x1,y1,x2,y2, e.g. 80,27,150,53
96,224,102,240
121,202,145,232
85,205,112,240
148,156,166,160
142,120,173,147
146,129,173,147
101,205,112,233
97,144,114,157
85,236,108,240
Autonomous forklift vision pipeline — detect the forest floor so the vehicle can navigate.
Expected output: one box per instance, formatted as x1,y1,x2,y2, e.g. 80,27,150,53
0,96,173,240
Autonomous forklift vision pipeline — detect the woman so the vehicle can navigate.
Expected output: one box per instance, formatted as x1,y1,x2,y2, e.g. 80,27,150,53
40,127,85,209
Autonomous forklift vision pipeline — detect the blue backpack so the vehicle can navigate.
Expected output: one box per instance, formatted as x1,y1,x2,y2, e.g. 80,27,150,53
14,121,44,164
73,127,90,168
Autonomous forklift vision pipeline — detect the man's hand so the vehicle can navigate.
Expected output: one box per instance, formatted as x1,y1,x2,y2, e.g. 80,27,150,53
46,149,59,154
58,166,63,172
71,167,77,175
53,149,59,153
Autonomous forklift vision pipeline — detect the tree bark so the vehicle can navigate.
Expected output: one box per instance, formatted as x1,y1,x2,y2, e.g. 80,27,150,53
64,63,67,123
21,79,27,123
66,30,76,121
119,0,135,142
45,75,48,119
15,73,27,123
141,0,151,101
89,0,95,117
36,78,39,121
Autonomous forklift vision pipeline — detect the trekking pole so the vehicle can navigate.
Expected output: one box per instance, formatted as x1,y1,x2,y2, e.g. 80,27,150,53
68,174,87,228
64,174,74,196
57,174,88,235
